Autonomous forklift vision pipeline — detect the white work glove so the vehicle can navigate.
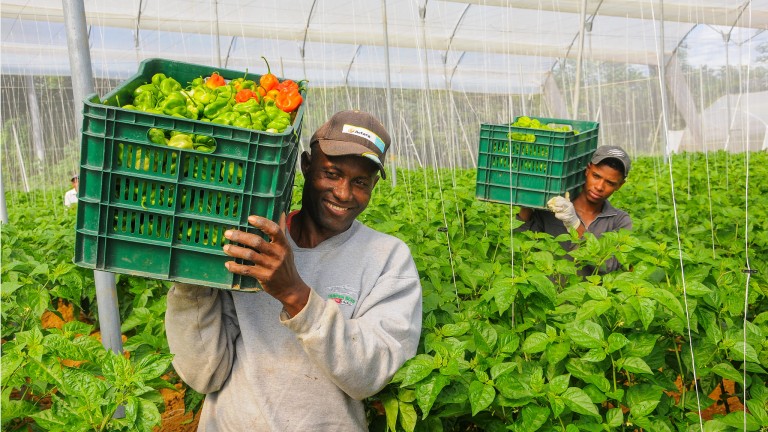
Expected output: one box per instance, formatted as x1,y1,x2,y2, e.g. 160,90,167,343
547,193,580,230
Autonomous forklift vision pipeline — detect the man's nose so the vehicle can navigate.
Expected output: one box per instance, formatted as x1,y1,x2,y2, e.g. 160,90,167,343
333,181,352,200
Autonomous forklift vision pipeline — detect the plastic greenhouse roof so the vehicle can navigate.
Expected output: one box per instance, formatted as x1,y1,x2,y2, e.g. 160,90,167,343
1,0,766,94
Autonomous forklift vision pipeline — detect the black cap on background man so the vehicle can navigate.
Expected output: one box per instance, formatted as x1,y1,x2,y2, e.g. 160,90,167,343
591,146,631,178
309,110,391,179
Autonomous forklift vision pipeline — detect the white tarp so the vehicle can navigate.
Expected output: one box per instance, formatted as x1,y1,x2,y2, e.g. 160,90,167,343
2,0,766,94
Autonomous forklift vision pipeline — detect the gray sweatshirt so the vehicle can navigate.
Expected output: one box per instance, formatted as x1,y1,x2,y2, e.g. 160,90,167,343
165,220,422,431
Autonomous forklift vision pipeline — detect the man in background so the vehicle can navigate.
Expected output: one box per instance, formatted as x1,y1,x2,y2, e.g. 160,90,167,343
64,174,78,208
517,145,632,274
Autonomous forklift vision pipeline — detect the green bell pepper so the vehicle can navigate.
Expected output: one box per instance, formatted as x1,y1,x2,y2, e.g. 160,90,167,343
160,77,183,96
204,98,233,119
233,98,260,114
159,93,189,117
148,128,168,146
211,111,239,125
192,86,215,105
193,135,216,153
233,114,252,129
133,92,157,111
151,73,167,88
167,133,194,150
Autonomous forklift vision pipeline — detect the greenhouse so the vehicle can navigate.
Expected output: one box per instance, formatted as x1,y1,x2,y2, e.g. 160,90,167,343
1,0,767,431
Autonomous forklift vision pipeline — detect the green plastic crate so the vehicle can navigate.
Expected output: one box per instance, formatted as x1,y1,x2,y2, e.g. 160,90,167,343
74,58,304,291
475,116,599,208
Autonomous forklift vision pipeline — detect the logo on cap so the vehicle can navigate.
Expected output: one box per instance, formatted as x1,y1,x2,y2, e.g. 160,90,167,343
342,124,386,154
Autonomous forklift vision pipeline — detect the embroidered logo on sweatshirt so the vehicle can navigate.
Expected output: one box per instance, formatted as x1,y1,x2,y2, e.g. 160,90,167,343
325,284,358,306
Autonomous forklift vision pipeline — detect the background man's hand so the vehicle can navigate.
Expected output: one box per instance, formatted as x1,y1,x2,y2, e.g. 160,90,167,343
223,214,310,316
546,195,580,229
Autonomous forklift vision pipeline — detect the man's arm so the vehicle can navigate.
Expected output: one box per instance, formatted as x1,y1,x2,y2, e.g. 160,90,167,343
222,216,422,400
165,284,241,394
282,253,422,400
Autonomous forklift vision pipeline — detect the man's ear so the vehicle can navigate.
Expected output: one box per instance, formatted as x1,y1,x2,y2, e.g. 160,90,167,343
300,150,311,174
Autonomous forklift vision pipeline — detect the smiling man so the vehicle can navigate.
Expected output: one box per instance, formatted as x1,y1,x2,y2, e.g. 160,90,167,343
165,110,422,431
517,145,632,274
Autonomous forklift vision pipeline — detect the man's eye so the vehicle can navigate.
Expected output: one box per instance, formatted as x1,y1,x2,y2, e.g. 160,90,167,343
324,171,339,179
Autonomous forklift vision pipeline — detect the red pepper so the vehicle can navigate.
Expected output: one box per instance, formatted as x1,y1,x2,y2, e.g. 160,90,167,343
206,72,226,89
259,56,279,92
275,88,303,113
235,89,257,103
276,79,298,93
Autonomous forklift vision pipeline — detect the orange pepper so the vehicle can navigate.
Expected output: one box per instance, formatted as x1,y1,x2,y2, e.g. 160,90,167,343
275,88,303,113
235,89,257,103
259,56,279,92
206,72,226,89
263,89,280,102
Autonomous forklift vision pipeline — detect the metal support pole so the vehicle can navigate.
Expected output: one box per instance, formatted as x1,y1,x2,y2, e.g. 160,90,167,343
572,0,588,118
213,0,221,67
0,173,7,224
25,76,46,163
62,0,124,418
381,0,397,186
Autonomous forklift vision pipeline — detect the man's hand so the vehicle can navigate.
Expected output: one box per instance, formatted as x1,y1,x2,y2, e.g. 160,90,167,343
546,194,580,229
223,214,310,317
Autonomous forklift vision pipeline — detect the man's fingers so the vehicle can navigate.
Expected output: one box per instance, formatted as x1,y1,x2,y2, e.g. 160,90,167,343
247,215,287,245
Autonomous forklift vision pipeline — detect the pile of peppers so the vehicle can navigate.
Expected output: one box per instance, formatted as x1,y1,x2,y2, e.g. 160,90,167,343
119,62,305,135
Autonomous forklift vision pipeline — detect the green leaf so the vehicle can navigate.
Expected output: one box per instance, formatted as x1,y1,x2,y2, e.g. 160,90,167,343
548,374,570,395
684,281,713,296
415,374,450,418
561,387,600,417
730,342,760,363
624,333,658,357
628,296,656,330
606,407,623,427
398,399,418,432
521,405,550,431
629,400,659,418
473,322,498,353
746,399,768,426
620,357,653,375
135,396,162,431
638,286,685,320
546,342,570,364
585,284,608,300
566,320,605,349
522,332,550,353
548,393,565,418
575,299,612,321
382,393,398,431
469,380,496,416
441,322,470,337
607,333,629,353
626,384,663,418
497,331,520,354
135,353,173,381
401,355,436,386
711,362,744,384
490,277,518,314
528,273,558,305
581,348,606,362
1,281,23,296
712,411,761,430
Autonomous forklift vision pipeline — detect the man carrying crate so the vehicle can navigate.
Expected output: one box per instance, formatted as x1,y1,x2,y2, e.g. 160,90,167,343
165,110,422,431
517,145,632,274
